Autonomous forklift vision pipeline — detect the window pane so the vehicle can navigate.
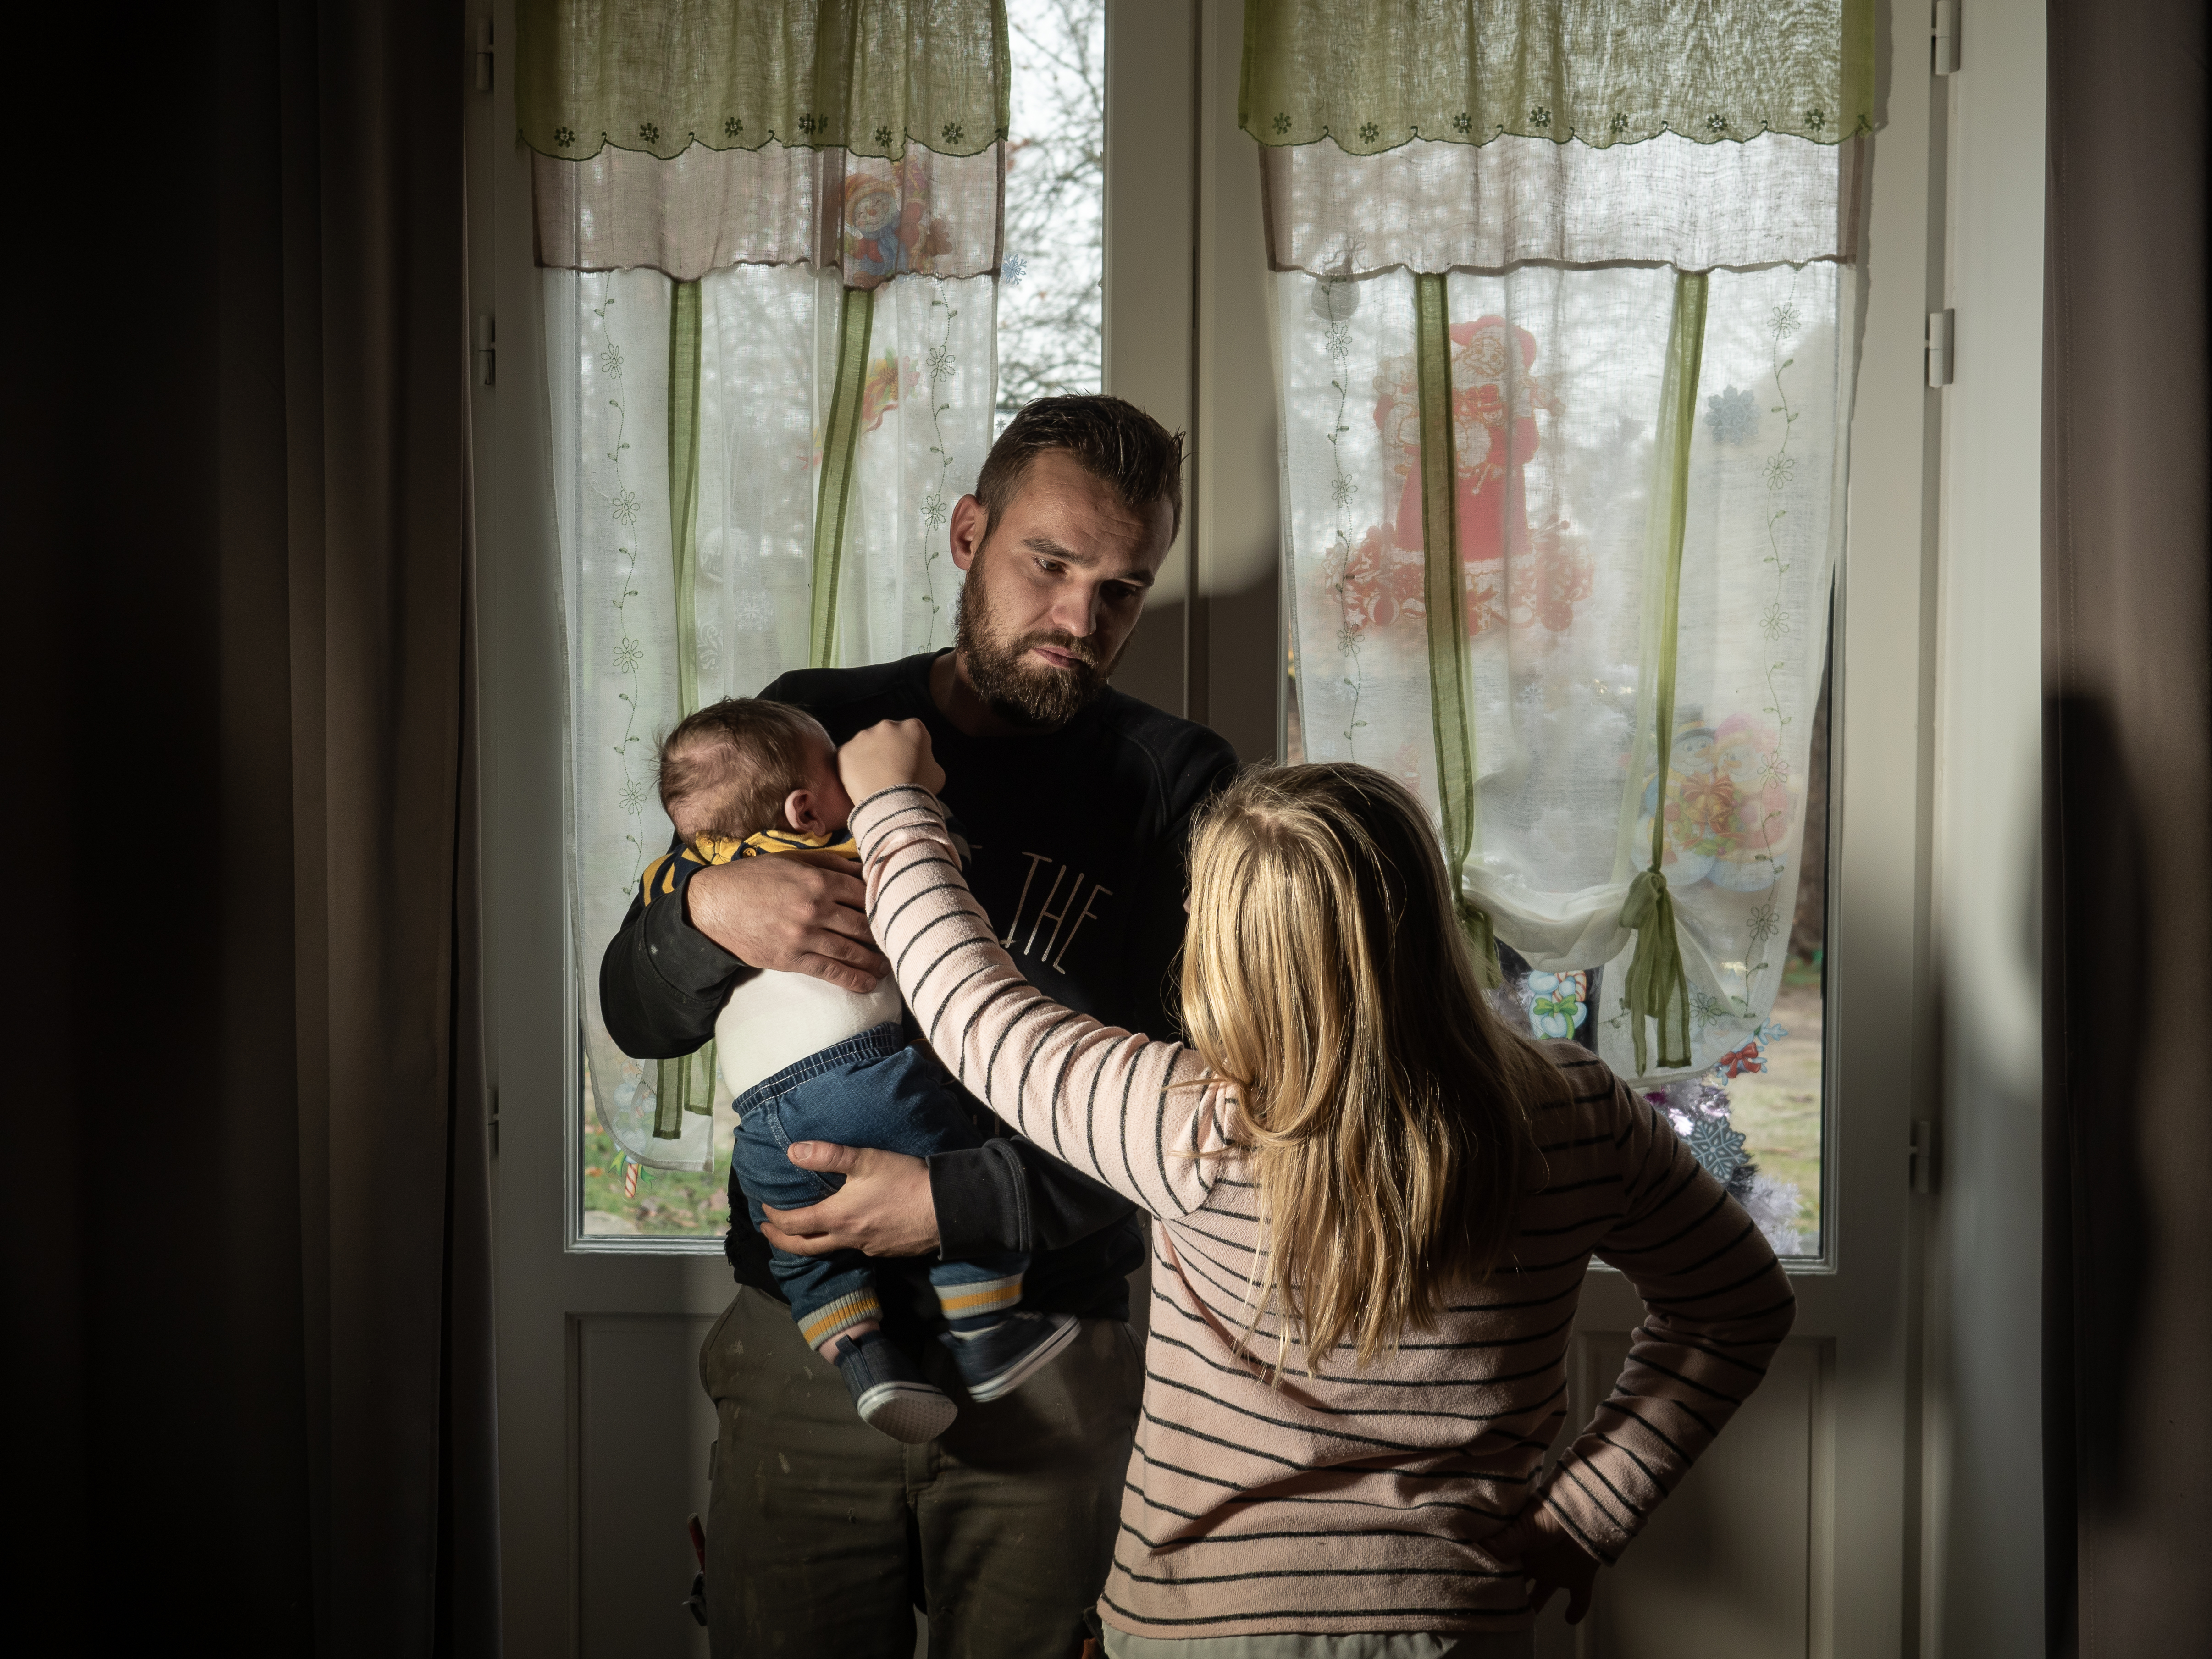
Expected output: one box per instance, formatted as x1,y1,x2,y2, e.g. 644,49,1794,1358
575,7,1105,1243
1722,650,1829,1257
1466,649,1829,1263
581,1054,738,1238
999,0,1105,428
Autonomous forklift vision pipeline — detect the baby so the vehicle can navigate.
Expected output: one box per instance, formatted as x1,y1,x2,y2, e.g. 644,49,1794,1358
651,697,1078,1443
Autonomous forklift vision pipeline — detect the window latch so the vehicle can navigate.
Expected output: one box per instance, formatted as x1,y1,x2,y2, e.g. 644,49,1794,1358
476,17,495,93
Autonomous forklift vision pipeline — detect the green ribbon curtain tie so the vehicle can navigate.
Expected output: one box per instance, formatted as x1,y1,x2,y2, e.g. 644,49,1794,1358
1618,268,1708,1076
1620,868,1691,1074
809,285,878,669
1413,272,1504,991
1459,899,1504,992
652,276,717,1134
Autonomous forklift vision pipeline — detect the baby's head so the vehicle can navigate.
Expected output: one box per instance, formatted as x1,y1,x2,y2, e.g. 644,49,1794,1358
656,698,852,846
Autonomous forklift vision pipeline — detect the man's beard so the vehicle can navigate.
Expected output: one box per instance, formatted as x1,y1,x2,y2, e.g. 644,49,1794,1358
955,558,1120,729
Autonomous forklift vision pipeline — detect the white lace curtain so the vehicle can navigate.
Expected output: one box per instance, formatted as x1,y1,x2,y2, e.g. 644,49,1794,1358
1260,6,1864,1084
530,0,1007,1170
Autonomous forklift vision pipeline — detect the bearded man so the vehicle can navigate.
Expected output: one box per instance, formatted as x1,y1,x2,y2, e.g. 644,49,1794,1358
599,395,1237,1659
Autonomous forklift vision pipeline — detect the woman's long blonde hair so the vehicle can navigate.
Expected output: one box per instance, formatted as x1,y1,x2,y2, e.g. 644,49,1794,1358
1180,763,1562,1373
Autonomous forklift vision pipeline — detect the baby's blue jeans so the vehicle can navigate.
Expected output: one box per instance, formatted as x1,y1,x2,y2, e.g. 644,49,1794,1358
727,1023,1025,1349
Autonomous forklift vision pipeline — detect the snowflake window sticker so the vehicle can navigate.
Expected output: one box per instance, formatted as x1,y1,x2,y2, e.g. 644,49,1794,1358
1705,386,1759,445
732,587,775,633
1000,252,1028,288
1684,1117,1749,1183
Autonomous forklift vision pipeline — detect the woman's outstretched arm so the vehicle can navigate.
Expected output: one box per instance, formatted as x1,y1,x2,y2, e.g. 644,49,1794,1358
845,763,1230,1220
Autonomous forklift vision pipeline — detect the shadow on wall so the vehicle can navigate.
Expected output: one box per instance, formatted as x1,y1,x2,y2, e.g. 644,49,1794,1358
1113,562,1284,765
2046,693,2156,1637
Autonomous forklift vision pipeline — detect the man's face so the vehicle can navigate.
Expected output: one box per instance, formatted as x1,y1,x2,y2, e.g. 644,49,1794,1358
950,449,1175,727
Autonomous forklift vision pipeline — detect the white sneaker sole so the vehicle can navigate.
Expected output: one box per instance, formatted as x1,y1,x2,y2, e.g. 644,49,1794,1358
856,1381,958,1444
963,1314,1084,1404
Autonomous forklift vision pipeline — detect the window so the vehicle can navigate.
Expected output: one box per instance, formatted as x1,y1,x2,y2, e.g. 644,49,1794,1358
1000,0,1106,425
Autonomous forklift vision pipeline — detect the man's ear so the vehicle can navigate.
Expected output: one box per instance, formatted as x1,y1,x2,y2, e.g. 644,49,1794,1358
948,494,988,573
782,787,828,837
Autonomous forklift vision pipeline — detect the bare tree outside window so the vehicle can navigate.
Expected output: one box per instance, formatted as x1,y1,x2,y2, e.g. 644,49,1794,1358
999,0,1105,429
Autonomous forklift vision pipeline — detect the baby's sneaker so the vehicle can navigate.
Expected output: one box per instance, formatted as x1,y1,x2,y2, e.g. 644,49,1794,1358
941,1310,1082,1403
830,1329,958,1443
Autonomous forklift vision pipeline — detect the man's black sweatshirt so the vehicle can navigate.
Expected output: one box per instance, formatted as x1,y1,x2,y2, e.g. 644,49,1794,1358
598,650,1239,1322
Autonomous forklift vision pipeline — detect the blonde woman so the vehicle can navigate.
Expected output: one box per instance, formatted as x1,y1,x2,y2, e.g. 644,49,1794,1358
837,721,1794,1657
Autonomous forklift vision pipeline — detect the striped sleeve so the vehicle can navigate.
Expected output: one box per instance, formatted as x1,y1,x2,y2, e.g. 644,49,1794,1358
1538,1078,1797,1563
852,785,1230,1217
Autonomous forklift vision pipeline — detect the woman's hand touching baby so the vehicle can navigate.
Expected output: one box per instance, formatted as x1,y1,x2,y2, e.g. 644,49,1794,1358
838,718,946,803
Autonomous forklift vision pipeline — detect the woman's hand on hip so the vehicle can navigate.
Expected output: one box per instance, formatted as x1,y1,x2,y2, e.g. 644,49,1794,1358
1488,1500,1601,1625
838,719,946,804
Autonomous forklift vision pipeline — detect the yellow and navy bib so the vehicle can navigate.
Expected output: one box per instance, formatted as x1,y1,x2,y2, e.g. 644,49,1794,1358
640,828,859,907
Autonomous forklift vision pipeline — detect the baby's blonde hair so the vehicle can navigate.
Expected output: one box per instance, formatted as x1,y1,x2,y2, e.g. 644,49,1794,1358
1181,763,1560,1373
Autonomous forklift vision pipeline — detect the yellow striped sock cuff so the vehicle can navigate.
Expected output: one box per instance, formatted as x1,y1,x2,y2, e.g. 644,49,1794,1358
799,1290,884,1349
936,1275,1024,1319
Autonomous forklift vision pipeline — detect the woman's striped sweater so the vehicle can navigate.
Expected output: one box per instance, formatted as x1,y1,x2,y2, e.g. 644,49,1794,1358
853,785,1796,1639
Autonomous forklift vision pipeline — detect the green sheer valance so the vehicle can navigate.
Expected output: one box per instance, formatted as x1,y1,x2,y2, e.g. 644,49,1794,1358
518,0,1010,162
1240,0,1874,156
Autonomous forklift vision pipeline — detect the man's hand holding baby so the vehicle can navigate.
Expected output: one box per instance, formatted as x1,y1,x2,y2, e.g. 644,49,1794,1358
839,719,946,803
685,858,888,994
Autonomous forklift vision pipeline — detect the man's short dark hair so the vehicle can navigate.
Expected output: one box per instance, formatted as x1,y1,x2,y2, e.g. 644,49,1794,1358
656,697,828,842
975,394,1187,542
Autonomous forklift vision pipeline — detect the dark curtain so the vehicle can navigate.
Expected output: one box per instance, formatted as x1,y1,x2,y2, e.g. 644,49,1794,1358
12,1,497,1651
2043,2,2212,1653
